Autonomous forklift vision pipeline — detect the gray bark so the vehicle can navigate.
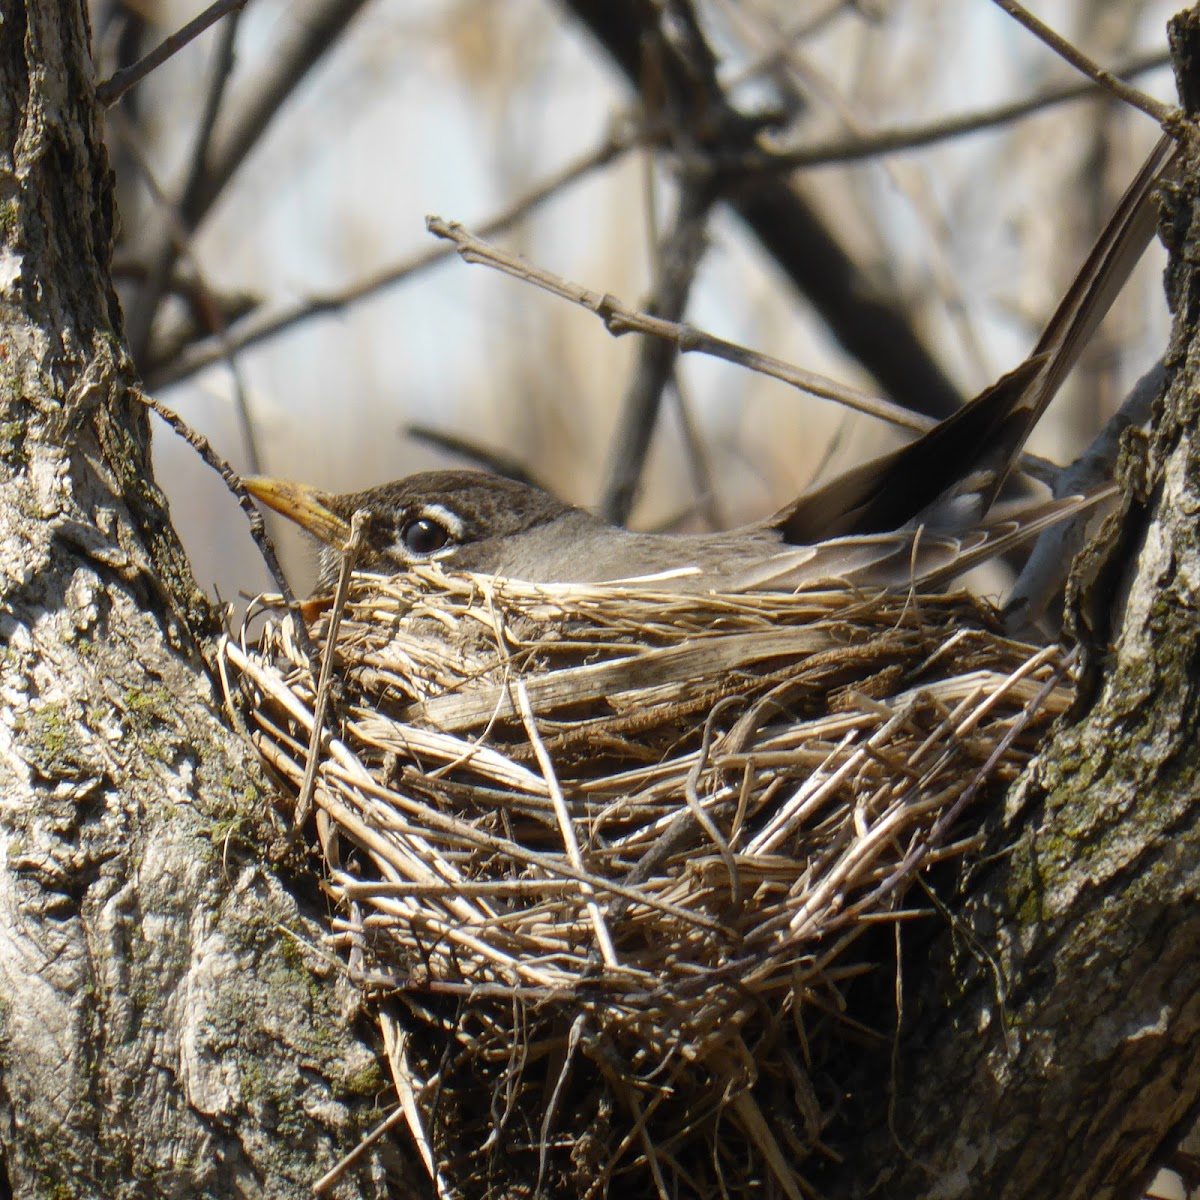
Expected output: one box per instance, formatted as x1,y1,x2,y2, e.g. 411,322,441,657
0,6,393,1197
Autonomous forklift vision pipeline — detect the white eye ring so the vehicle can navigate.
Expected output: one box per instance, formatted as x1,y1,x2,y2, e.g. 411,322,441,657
417,503,465,538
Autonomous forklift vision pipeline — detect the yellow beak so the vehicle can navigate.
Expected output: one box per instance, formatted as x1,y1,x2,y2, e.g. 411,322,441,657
242,476,351,548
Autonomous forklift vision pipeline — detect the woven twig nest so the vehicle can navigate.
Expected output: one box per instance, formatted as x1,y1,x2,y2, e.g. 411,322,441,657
221,565,1071,1198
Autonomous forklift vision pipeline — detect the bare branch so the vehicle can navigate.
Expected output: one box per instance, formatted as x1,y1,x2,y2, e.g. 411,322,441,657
598,172,716,524
990,0,1174,123
402,428,548,488
668,370,725,530
124,4,241,362
180,0,371,229
95,0,246,107
426,214,933,434
121,0,370,383
561,0,967,421
124,4,242,362
130,385,323,678
721,0,876,90
762,48,1171,172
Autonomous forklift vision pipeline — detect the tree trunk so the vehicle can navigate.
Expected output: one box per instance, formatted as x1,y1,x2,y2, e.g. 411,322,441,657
0,6,393,1197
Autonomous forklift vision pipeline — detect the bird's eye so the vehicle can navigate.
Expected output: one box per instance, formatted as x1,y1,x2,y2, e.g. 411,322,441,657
401,516,451,556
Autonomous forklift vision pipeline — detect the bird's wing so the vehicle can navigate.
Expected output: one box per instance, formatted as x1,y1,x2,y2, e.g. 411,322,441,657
724,487,1114,594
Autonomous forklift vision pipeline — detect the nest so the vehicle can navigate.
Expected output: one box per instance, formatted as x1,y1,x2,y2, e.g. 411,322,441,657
221,565,1071,1198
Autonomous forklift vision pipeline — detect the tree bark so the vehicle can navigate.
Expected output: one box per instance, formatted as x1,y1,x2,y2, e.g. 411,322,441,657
0,6,392,1197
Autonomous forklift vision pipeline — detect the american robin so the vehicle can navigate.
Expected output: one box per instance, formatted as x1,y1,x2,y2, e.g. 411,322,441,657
245,136,1174,597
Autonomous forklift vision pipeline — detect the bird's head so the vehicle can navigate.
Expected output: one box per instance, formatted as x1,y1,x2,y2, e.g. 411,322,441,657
243,469,575,593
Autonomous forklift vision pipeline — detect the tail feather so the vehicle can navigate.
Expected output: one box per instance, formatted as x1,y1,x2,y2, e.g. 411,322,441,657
770,133,1177,546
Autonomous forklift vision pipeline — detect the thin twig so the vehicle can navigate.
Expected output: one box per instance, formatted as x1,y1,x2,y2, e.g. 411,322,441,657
296,511,367,829
746,11,994,392
130,387,318,673
125,4,243,371
599,170,716,523
403,426,546,487
668,371,725,529
426,215,932,434
514,680,619,968
378,1013,448,1194
929,653,1072,841
989,0,1174,124
564,0,968,422
683,697,742,911
178,0,371,229
117,0,373,379
720,0,862,90
311,1103,409,1196
121,0,373,451
755,49,1171,171
537,1014,585,1196
95,0,247,107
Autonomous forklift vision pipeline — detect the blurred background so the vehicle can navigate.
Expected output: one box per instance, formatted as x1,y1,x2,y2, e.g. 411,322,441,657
94,0,1176,602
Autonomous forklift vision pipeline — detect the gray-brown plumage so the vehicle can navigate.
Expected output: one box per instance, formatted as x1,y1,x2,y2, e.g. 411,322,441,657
245,135,1175,598
243,462,1096,596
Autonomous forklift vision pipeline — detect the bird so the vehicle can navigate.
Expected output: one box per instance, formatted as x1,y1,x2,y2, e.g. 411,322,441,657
244,135,1176,599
